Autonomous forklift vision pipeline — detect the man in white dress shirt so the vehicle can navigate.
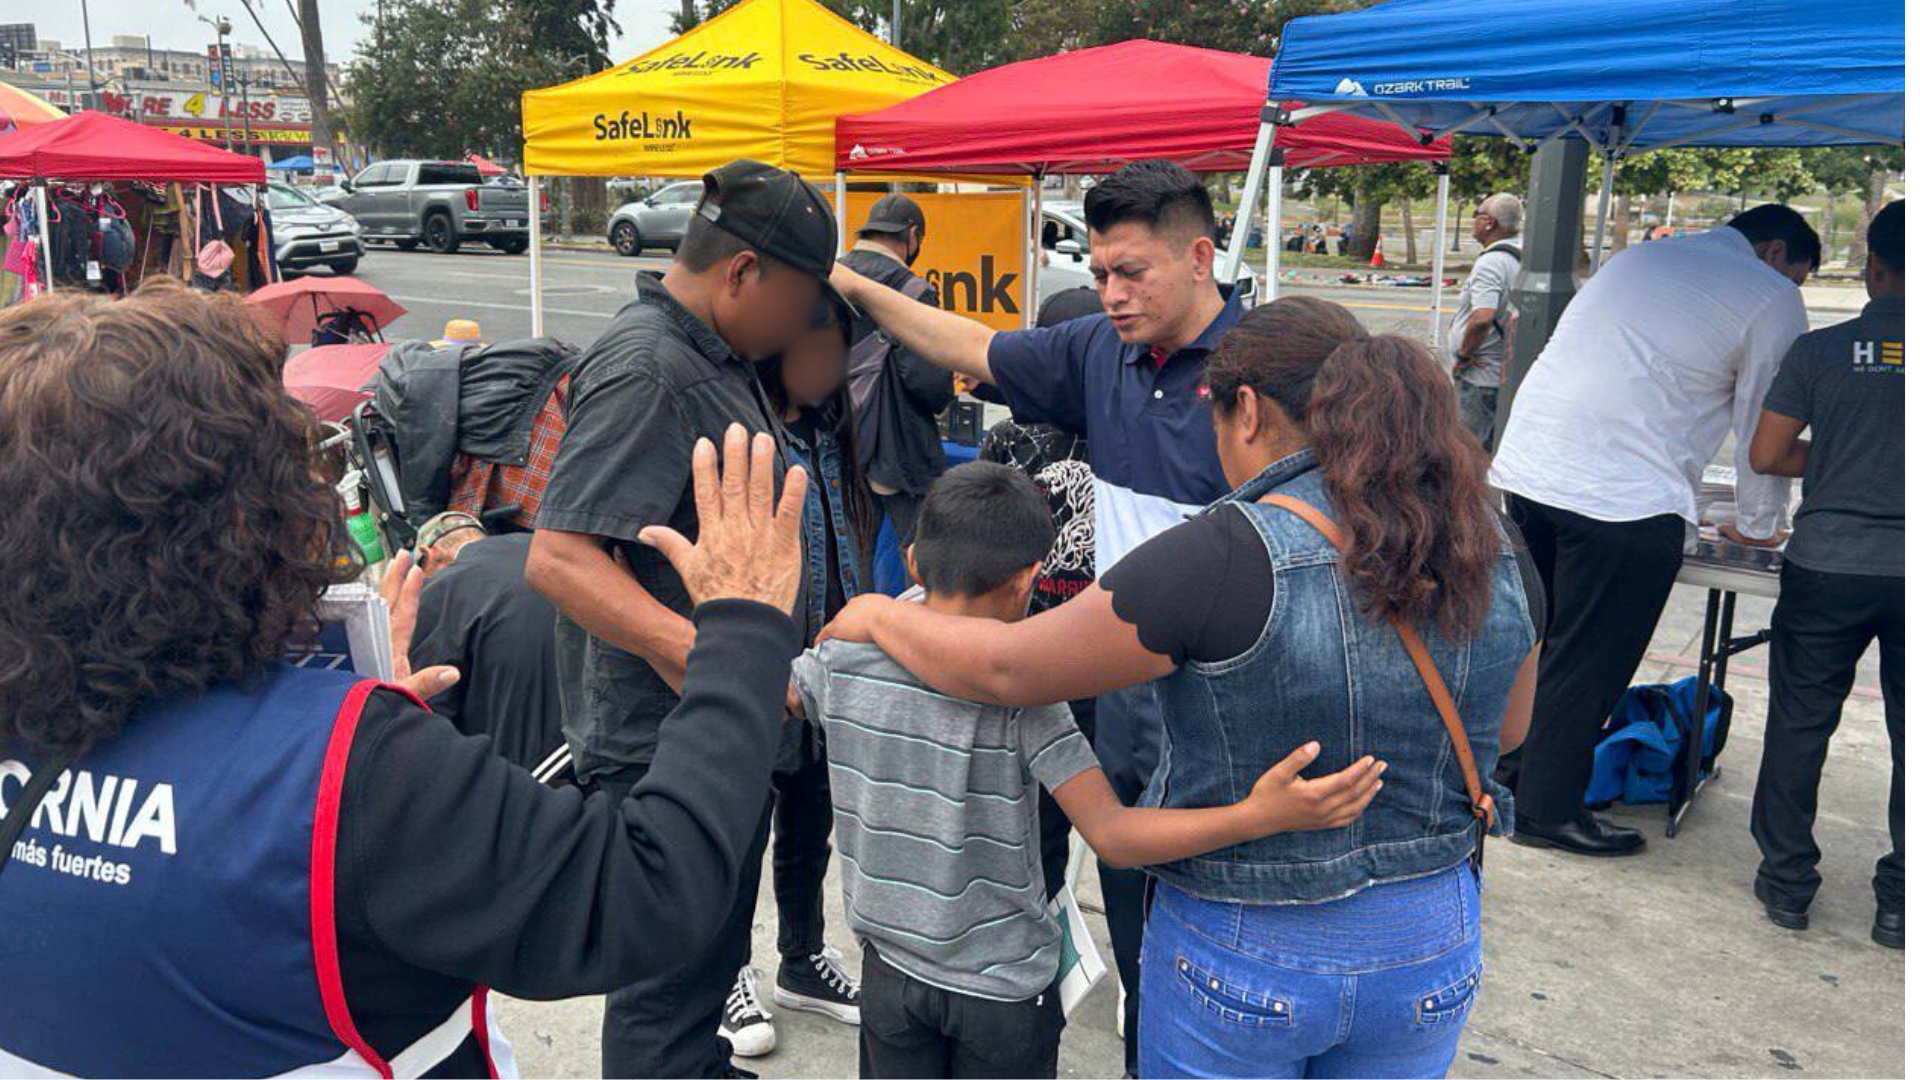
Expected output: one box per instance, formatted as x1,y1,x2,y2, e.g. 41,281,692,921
1490,204,1818,857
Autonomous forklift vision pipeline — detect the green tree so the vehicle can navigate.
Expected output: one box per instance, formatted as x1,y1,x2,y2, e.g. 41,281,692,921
344,0,618,162
1442,137,1528,248
1800,146,1905,267
1294,160,1442,265
673,0,1018,74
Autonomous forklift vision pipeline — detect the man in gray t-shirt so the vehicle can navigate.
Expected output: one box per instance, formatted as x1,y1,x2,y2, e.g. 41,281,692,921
1448,193,1524,448
1747,198,1904,948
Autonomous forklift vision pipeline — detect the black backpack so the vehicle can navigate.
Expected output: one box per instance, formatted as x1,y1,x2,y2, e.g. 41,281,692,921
847,273,935,417
1478,240,1523,341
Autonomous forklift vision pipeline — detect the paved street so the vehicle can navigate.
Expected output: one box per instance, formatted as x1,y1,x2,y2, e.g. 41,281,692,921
348,242,1866,349
348,244,1898,1079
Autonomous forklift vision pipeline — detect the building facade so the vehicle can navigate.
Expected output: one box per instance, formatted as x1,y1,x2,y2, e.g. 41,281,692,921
1,24,342,160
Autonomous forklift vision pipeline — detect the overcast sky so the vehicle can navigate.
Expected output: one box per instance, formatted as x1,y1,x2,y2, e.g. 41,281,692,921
24,0,686,71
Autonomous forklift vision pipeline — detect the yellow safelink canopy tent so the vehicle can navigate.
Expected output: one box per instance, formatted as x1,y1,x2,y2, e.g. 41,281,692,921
520,0,954,178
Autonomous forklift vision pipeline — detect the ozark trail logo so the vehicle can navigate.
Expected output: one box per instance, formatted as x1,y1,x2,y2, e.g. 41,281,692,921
1334,77,1369,98
593,110,695,142
1366,76,1473,96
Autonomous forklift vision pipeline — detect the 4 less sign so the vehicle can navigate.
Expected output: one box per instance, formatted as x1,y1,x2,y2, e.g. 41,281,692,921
158,125,312,144
843,190,1028,333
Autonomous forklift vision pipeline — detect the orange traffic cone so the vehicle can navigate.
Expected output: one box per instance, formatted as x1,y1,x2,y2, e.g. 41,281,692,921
1369,238,1386,268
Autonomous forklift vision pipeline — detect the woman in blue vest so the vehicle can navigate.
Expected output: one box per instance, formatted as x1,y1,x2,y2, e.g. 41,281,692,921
0,278,807,1078
822,296,1545,1079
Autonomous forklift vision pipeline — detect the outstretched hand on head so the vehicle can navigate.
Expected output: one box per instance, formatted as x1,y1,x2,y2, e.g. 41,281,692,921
639,423,808,612
377,550,460,702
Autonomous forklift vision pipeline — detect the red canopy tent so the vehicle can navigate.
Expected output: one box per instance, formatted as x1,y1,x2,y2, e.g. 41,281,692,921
464,153,506,177
0,111,267,182
834,40,1448,176
0,111,267,296
835,40,1454,333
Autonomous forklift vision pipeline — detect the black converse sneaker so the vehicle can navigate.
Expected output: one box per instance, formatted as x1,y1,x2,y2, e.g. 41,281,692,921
774,946,862,1025
718,966,777,1058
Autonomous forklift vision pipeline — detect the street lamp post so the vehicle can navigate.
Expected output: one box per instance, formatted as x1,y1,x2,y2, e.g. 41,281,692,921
79,0,100,104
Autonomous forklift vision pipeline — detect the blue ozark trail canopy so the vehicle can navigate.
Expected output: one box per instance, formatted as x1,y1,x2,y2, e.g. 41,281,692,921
1260,0,1903,155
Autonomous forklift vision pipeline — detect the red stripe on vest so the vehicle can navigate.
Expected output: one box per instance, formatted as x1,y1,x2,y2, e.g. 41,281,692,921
309,679,432,1079
471,989,499,1079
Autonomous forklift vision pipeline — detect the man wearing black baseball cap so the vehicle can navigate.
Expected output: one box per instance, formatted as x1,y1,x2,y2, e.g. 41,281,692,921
528,159,843,1079
840,193,952,572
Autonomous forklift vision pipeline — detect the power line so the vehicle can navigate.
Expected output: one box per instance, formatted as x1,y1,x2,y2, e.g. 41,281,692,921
235,0,307,88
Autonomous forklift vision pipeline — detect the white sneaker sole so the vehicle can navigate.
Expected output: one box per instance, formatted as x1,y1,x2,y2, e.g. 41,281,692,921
718,1020,777,1058
774,986,862,1026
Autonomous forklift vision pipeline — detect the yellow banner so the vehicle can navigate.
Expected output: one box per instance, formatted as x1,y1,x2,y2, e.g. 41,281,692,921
843,191,1027,332
521,0,951,178
158,124,311,145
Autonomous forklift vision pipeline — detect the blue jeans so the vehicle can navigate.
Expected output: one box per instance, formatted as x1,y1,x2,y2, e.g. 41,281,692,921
1139,861,1482,1079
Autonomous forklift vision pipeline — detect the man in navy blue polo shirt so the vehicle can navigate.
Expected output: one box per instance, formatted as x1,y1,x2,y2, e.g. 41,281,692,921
829,159,1240,1076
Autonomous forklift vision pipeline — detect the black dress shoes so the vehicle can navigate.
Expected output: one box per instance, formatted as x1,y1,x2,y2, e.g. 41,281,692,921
1873,903,1903,949
1511,813,1647,857
1753,880,1810,931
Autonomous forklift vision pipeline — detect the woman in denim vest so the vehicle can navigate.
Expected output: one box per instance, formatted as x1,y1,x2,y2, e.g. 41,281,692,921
823,296,1544,1078
725,297,879,1052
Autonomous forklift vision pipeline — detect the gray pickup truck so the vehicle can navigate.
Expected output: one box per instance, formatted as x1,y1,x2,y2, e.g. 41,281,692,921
327,160,530,255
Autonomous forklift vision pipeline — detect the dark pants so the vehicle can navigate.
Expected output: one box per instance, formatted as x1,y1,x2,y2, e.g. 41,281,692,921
596,762,769,1079
1753,562,1905,911
1506,495,1687,826
858,944,1065,1079
741,721,835,969
1454,379,1500,452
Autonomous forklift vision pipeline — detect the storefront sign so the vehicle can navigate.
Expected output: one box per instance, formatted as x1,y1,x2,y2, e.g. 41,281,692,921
156,124,313,144
98,87,313,125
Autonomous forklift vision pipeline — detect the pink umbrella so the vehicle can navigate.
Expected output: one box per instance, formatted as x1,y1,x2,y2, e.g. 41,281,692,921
248,276,408,346
284,343,391,422
464,153,506,177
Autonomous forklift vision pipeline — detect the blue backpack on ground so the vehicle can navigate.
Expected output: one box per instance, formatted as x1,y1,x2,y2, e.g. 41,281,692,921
1584,676,1731,809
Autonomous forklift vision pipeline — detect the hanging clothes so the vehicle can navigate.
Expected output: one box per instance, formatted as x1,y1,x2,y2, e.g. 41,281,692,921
1,189,45,304
46,190,94,286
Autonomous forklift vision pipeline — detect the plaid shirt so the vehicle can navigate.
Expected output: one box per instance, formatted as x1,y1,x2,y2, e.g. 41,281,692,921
448,375,568,530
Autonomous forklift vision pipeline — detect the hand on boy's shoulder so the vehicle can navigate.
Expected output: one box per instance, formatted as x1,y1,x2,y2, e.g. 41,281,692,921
788,646,831,723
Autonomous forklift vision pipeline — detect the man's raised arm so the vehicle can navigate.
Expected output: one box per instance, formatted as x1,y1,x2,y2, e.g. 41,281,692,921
830,262,997,384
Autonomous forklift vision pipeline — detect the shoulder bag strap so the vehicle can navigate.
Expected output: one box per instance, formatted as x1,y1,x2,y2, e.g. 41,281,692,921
1263,495,1498,832
0,751,76,881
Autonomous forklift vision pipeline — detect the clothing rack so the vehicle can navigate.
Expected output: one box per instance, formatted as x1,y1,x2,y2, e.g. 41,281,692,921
7,179,265,299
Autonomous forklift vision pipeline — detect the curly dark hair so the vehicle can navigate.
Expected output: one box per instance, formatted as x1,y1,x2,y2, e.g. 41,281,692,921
0,277,353,759
1205,296,1502,642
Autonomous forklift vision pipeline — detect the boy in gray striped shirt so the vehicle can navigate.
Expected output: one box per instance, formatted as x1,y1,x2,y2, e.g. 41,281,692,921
791,462,1382,1078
